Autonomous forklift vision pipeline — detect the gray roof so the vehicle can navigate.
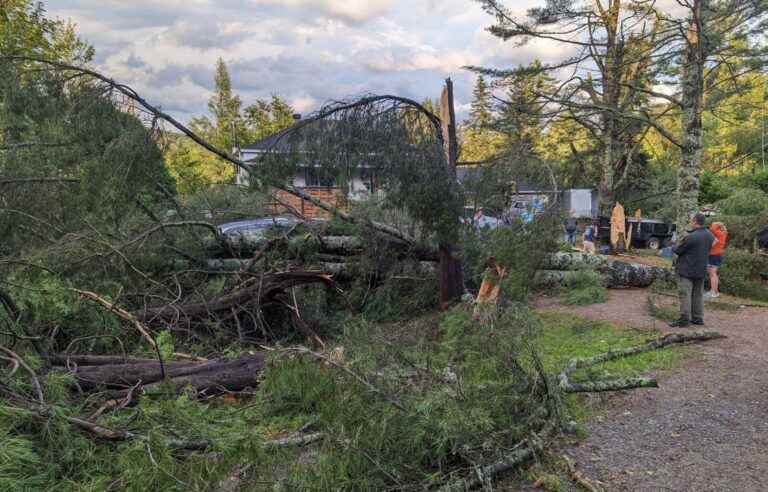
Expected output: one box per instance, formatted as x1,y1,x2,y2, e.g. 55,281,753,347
240,120,345,153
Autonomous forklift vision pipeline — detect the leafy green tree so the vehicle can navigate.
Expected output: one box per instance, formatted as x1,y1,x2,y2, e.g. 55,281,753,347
244,95,295,141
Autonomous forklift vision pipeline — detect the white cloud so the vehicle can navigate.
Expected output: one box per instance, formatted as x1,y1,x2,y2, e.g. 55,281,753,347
251,0,396,24
47,0,577,124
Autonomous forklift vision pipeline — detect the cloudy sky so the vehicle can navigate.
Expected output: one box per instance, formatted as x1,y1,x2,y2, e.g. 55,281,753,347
47,0,570,123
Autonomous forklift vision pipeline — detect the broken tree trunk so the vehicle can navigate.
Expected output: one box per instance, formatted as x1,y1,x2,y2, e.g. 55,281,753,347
536,252,674,288
53,353,266,394
136,270,334,325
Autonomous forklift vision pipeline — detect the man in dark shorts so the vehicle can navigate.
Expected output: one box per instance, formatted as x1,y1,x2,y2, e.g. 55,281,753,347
669,213,715,327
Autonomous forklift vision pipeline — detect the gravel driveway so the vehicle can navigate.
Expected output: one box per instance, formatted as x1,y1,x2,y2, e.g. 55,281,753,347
538,289,768,491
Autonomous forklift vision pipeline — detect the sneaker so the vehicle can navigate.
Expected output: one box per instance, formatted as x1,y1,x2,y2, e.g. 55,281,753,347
691,318,704,325
711,292,720,298
704,291,713,298
668,318,690,328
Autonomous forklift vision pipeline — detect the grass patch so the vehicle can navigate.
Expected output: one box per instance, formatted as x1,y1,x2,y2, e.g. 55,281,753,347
536,311,685,422
536,311,683,377
559,269,607,306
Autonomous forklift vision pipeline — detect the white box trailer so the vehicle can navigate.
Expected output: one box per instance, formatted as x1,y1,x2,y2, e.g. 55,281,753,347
563,188,597,218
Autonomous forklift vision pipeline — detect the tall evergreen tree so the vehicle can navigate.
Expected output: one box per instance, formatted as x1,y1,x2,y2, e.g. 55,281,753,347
469,75,492,128
207,57,244,152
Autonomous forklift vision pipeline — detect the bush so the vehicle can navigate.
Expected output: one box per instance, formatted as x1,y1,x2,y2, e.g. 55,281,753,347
717,188,768,216
560,269,607,305
255,305,556,490
718,249,768,301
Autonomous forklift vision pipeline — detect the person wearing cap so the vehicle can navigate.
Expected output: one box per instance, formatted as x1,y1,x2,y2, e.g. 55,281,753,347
669,212,715,328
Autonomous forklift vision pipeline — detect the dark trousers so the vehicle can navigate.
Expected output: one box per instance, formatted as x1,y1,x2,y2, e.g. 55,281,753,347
678,275,704,321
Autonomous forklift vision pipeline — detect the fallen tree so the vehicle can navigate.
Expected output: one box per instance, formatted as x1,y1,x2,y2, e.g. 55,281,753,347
51,353,266,395
536,252,674,288
136,270,335,326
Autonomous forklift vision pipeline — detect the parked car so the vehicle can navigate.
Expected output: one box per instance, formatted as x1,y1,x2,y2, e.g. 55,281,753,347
216,216,297,236
596,216,676,249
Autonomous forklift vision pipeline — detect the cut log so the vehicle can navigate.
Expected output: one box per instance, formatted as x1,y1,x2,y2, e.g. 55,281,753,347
537,252,674,288
53,353,266,394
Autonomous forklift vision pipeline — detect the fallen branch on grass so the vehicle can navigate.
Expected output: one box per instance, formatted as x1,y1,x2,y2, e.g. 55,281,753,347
564,377,658,393
558,330,725,392
437,423,554,492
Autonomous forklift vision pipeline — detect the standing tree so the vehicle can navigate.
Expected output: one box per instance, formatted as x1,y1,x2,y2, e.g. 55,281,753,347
244,95,296,141
473,0,661,214
475,0,768,230
469,75,493,128
461,75,504,163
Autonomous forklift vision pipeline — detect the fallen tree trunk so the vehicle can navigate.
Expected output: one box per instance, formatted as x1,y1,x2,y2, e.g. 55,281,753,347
208,234,439,261
53,353,266,394
191,259,437,279
537,252,675,288
136,270,334,324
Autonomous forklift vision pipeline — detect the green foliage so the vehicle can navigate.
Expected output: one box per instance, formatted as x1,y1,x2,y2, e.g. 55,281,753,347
156,330,174,360
487,215,561,302
535,312,683,382
700,170,732,204
717,188,768,216
718,249,768,301
559,269,607,306
469,75,492,128
257,305,554,489
244,94,296,141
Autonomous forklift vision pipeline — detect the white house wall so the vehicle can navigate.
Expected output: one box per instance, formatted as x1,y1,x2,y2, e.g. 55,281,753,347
236,149,377,202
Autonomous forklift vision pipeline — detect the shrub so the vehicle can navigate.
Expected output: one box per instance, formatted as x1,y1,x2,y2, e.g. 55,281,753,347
560,269,607,305
718,249,768,301
717,188,768,216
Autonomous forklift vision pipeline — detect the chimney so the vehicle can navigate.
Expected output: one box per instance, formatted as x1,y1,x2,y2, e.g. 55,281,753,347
292,113,302,121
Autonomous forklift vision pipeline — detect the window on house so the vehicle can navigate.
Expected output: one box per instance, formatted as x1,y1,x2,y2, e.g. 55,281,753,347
304,167,336,187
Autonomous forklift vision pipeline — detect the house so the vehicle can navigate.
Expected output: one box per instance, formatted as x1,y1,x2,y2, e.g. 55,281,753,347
456,163,596,218
235,115,380,218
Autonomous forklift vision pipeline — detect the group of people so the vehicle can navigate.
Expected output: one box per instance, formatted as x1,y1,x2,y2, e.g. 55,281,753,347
563,211,731,328
563,214,597,253
670,214,728,327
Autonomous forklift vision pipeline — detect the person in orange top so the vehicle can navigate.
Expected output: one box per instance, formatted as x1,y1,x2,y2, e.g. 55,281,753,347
706,222,728,298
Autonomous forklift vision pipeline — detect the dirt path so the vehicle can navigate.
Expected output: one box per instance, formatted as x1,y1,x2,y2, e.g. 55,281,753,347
537,289,768,492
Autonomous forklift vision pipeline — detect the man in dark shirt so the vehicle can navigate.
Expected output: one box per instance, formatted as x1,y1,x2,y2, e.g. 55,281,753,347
670,213,715,327
563,211,578,246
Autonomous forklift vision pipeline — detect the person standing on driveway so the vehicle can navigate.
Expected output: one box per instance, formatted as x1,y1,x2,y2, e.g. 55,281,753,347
583,222,596,254
563,211,578,246
706,222,728,298
669,213,715,328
